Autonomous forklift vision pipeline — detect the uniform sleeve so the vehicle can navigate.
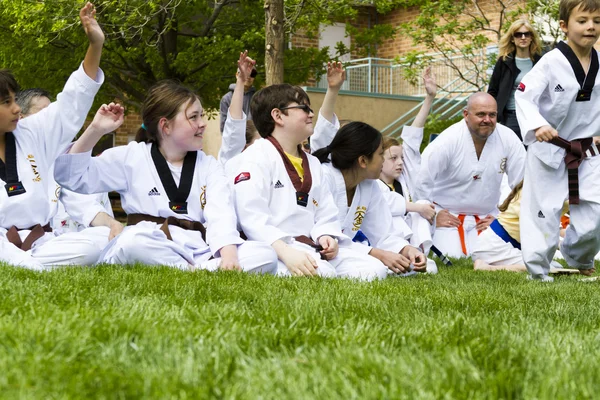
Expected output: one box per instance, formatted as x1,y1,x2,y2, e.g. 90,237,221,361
515,57,551,145
54,146,130,194
310,174,345,242
203,157,244,255
310,111,340,152
400,125,424,192
505,131,526,188
377,180,407,217
413,140,447,202
232,159,291,245
59,189,107,227
360,184,409,253
218,110,247,166
19,63,104,163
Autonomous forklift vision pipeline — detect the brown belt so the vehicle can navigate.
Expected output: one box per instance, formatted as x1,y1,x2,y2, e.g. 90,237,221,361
6,223,52,251
127,213,207,242
294,235,326,260
550,137,599,204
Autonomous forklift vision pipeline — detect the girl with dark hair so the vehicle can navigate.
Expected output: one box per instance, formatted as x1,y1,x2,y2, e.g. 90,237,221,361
314,122,427,275
54,55,278,274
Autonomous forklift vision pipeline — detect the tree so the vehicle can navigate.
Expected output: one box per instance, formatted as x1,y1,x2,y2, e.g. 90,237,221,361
0,0,413,112
398,0,554,92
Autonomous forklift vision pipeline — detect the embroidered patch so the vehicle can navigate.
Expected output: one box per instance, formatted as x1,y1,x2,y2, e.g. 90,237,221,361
312,198,319,207
27,154,41,182
498,157,507,174
352,206,367,232
274,180,284,189
200,185,206,209
517,82,525,92
148,187,160,196
234,172,251,185
554,84,565,92
473,175,481,180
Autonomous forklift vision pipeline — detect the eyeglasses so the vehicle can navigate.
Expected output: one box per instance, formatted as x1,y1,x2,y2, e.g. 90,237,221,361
279,104,314,114
513,31,532,39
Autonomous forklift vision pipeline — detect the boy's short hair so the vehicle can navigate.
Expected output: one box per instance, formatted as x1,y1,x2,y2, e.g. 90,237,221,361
560,0,600,22
250,83,310,138
0,70,19,100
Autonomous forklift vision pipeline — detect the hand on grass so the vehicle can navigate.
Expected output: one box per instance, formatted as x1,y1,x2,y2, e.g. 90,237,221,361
370,248,410,274
219,245,242,271
400,245,427,272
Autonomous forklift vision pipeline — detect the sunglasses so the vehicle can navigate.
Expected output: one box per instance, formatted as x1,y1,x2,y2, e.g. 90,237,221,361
513,31,532,39
250,69,257,78
279,104,314,114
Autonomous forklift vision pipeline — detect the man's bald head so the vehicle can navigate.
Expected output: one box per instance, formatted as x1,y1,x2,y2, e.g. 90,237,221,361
463,92,498,142
466,92,497,111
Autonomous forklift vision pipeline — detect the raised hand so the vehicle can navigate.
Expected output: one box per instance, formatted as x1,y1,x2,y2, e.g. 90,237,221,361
237,50,256,83
423,66,437,97
88,103,125,136
327,61,346,91
80,2,104,46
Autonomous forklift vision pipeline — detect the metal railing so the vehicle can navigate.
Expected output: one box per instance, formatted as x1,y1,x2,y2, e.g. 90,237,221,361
311,51,489,137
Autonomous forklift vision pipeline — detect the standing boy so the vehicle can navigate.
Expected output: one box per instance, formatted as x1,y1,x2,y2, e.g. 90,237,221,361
516,0,600,281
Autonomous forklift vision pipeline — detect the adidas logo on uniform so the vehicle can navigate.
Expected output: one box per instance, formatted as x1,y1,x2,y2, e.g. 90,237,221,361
538,210,545,218
274,180,284,189
148,187,161,196
554,84,565,92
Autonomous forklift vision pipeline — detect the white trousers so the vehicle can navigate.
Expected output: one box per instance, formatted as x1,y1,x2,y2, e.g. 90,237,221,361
0,229,102,271
406,200,435,254
471,227,523,266
521,150,600,278
100,222,278,274
276,240,388,281
432,211,483,258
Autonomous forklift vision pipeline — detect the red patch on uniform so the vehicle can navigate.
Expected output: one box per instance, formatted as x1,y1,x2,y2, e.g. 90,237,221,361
473,175,481,180
234,172,251,184
517,82,525,92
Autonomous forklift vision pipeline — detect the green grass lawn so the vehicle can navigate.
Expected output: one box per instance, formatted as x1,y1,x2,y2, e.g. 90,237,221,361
1,259,600,399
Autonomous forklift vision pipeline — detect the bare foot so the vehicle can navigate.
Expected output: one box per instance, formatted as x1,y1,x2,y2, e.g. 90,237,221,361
580,268,595,277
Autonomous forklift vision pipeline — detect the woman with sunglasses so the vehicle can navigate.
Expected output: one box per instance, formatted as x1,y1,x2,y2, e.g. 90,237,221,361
488,19,543,140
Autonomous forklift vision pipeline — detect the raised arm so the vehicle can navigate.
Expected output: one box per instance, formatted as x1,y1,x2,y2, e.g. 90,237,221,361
70,103,124,154
80,2,104,81
319,61,346,123
412,67,436,128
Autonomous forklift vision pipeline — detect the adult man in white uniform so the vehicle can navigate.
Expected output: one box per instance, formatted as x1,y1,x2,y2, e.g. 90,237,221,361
414,92,526,257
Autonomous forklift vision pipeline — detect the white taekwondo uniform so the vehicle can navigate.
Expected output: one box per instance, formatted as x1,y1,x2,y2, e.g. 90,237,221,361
0,64,104,270
414,119,525,257
516,42,600,279
218,111,246,166
54,141,277,273
231,137,388,281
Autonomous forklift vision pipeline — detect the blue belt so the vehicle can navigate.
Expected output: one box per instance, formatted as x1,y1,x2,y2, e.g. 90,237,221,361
490,219,521,250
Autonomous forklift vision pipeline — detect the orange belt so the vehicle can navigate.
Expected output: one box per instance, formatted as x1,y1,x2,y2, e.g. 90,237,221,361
457,214,481,255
